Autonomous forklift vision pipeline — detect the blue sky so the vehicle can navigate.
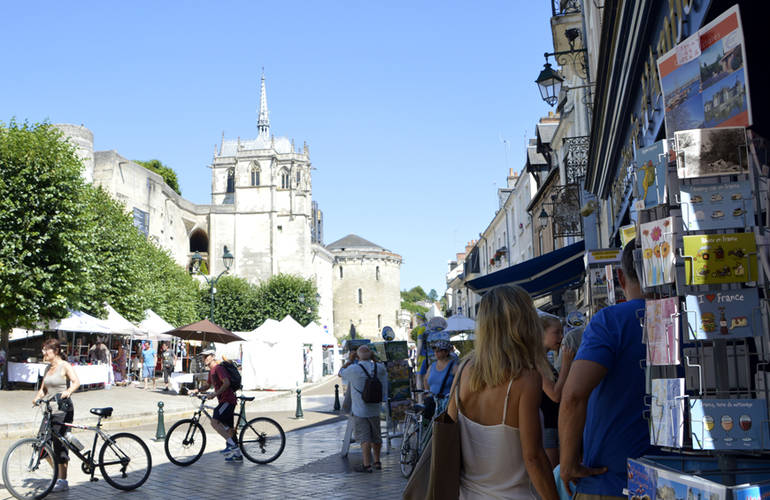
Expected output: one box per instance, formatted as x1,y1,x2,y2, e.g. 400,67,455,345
2,1,555,295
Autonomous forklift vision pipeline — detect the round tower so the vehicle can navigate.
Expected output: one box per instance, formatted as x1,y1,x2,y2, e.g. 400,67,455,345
53,124,94,183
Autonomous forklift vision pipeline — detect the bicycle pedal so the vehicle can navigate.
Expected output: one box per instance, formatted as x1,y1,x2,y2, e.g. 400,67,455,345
90,477,99,482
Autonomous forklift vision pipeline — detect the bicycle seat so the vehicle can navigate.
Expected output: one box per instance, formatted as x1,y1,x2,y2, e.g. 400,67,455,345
413,404,425,413
90,407,113,417
238,395,255,402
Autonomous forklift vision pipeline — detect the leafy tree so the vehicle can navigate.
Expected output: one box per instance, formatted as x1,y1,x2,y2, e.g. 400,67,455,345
198,275,259,331
400,301,429,315
427,289,438,302
135,159,181,195
400,286,428,304
253,274,319,327
0,121,90,388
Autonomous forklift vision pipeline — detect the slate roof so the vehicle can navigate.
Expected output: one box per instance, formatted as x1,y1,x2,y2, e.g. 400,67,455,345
326,234,388,252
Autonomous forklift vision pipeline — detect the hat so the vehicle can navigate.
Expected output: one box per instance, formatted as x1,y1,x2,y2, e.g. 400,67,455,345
199,349,216,358
432,339,452,351
426,317,448,332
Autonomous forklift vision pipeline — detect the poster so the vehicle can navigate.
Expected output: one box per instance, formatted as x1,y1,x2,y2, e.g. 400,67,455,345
620,223,637,248
386,359,411,401
674,127,748,179
684,288,760,340
640,217,676,287
690,399,769,450
634,140,669,210
680,180,754,231
384,341,409,361
683,232,758,285
627,459,657,499
650,378,685,447
733,483,770,500
645,298,680,365
658,5,752,137
654,467,727,500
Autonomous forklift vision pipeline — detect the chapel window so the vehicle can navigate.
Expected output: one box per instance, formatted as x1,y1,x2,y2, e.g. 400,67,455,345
226,168,235,193
251,166,260,186
358,288,363,304
280,169,290,189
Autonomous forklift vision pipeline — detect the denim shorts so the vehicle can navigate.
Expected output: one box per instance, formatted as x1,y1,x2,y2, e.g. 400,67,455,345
543,427,559,449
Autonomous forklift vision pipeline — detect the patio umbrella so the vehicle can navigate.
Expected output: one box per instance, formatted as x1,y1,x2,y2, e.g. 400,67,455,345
163,319,244,344
444,314,476,332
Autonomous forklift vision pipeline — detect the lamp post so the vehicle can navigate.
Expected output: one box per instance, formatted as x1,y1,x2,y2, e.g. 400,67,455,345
191,246,234,322
535,27,593,106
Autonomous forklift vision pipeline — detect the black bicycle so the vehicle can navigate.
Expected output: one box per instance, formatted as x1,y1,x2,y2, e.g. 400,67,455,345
2,396,152,499
164,394,286,466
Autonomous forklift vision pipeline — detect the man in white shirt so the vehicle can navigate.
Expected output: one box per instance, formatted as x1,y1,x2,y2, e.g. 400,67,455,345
339,345,388,472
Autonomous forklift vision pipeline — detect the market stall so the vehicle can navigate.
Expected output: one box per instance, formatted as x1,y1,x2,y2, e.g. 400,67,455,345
240,319,304,390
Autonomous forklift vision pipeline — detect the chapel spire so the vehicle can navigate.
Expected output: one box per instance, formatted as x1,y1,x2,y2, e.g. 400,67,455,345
258,69,270,138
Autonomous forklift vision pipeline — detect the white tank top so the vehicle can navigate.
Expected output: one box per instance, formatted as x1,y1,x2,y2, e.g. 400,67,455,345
457,376,539,500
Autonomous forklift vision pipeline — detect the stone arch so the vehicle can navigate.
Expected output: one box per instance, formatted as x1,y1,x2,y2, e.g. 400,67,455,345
189,228,209,253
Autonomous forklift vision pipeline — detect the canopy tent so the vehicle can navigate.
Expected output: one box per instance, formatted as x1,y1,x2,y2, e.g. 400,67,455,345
102,304,145,336
9,328,44,342
444,314,475,332
450,332,475,342
138,310,175,341
303,322,339,377
44,310,112,334
466,240,586,297
239,318,304,390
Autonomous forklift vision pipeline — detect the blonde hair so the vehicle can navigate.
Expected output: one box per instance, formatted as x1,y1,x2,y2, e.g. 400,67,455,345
469,285,549,391
540,315,562,331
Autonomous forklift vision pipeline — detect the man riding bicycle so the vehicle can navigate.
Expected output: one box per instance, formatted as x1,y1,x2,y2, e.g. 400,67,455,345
191,349,242,462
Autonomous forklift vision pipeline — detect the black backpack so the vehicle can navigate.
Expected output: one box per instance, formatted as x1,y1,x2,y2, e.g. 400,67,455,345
358,362,383,403
220,360,242,392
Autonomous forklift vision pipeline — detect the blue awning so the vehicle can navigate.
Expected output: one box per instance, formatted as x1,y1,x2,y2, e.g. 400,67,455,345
465,241,585,298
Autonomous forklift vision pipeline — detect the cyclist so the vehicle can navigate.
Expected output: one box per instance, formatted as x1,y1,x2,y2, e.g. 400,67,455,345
33,338,81,492
191,349,242,462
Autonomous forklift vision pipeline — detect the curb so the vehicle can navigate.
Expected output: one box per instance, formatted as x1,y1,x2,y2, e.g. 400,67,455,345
0,389,295,440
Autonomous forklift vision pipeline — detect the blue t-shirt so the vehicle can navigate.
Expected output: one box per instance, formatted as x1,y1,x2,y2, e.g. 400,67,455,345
574,298,652,496
141,347,156,366
427,358,456,397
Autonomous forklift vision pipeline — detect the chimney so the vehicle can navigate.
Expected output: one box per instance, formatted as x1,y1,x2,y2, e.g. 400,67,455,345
507,167,518,188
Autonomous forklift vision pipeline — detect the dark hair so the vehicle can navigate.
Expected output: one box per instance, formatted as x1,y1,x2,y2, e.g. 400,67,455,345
621,238,639,284
42,338,66,360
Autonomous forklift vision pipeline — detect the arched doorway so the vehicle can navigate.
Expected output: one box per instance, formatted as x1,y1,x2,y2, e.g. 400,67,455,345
188,229,209,273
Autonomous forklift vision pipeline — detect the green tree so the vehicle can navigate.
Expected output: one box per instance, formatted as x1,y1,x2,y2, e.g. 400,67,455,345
134,159,181,195
254,274,319,327
400,286,428,304
427,288,438,302
198,275,260,331
0,121,90,388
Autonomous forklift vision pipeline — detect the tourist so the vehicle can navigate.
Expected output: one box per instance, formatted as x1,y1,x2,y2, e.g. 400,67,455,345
447,285,558,499
115,343,127,385
140,341,156,390
558,238,651,497
33,338,81,492
160,342,176,391
538,312,564,468
422,338,458,417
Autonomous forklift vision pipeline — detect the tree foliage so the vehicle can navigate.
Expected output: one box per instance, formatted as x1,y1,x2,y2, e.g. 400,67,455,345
254,274,319,327
400,286,430,315
134,159,181,195
427,289,438,301
198,275,258,332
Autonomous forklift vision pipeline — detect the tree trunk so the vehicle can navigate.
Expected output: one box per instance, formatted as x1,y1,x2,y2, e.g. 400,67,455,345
1,327,9,390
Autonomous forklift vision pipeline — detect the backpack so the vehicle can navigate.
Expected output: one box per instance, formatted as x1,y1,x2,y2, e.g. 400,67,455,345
220,360,242,392
358,362,383,404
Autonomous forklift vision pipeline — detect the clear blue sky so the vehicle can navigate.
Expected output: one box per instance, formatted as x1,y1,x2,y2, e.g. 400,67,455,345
2,1,555,296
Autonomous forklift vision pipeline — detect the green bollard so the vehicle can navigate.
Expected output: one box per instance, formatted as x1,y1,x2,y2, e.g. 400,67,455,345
295,388,304,419
333,384,341,411
154,401,166,441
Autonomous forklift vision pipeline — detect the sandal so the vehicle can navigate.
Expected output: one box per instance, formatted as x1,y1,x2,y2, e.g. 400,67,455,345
373,461,382,470
354,464,373,473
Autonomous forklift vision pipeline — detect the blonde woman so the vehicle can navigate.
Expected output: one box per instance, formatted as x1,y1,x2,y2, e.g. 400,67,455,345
447,285,558,500
539,313,566,468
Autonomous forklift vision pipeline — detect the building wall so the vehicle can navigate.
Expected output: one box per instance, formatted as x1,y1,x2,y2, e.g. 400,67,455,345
331,250,401,340
55,124,94,184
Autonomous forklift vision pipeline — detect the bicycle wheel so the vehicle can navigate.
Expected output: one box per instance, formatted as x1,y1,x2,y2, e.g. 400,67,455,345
399,416,420,478
238,417,285,464
2,438,58,499
164,419,206,466
99,432,152,491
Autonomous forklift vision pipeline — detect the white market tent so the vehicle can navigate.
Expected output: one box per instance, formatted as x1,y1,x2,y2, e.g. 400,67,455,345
138,310,175,341
240,319,304,390
103,304,145,336
302,321,339,380
45,310,112,334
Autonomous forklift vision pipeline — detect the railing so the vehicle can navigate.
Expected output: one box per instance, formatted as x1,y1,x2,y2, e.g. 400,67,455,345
563,136,590,185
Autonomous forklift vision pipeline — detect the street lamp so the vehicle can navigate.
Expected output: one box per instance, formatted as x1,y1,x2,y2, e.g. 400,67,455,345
191,245,234,322
535,62,563,107
538,207,550,229
535,27,591,106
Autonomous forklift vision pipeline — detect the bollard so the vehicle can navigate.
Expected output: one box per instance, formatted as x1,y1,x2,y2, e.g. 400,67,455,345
333,384,341,411
295,388,304,419
154,401,166,441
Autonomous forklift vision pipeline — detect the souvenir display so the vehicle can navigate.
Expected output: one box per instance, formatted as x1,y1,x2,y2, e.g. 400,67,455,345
654,467,727,500
674,127,748,179
645,298,680,365
639,217,676,287
684,288,760,340
627,459,656,500
690,399,769,450
680,180,754,231
384,340,408,361
683,232,758,285
634,140,669,210
650,378,685,447
658,5,752,137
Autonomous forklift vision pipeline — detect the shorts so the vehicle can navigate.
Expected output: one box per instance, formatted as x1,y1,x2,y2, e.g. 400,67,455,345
52,409,74,463
142,365,154,378
162,364,173,383
543,427,559,449
213,401,235,430
352,415,381,445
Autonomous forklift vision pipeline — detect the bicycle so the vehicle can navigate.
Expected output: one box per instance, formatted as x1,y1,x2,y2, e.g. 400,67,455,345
164,393,286,466
2,396,152,500
399,390,436,478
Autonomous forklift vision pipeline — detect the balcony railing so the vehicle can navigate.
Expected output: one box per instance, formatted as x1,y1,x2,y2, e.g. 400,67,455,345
563,136,589,185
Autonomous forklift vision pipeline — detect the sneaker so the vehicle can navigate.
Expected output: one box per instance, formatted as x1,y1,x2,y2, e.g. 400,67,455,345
225,453,243,462
220,443,239,454
353,464,373,473
52,479,69,492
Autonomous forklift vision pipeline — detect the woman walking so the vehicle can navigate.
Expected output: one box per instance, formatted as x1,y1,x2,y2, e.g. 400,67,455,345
33,338,81,492
447,285,558,500
160,342,176,391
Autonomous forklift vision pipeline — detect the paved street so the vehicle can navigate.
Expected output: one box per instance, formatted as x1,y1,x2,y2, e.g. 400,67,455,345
0,378,409,499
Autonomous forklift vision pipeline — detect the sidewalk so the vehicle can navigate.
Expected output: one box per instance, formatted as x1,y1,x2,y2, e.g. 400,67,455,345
0,375,338,439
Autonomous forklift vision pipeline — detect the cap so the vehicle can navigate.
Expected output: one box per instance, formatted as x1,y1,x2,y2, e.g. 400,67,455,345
198,349,216,358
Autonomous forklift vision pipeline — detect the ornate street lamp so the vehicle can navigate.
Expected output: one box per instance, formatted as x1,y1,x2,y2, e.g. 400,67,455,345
538,207,550,229
536,62,564,107
191,245,234,322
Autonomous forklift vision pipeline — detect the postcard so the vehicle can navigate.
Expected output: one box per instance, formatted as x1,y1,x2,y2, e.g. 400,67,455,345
650,378,685,447
675,127,748,179
639,217,676,287
655,466,727,500
684,288,760,340
680,180,754,230
384,341,409,361
634,140,669,210
690,399,769,450
627,459,656,499
683,232,758,285
645,297,680,366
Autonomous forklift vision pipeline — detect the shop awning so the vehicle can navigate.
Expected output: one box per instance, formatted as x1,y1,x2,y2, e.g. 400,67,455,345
465,241,585,297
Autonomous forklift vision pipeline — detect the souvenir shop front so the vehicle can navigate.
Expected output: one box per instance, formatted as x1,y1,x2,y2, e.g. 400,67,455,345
586,0,770,495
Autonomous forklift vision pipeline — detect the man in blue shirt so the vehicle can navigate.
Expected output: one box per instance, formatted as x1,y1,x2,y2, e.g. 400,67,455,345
141,341,156,391
559,239,652,498
339,345,388,472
